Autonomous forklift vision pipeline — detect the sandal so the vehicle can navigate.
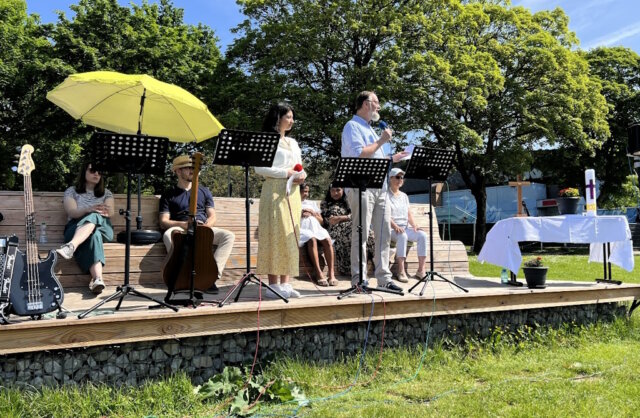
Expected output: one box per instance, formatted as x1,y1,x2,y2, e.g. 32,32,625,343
328,277,339,286
316,277,329,287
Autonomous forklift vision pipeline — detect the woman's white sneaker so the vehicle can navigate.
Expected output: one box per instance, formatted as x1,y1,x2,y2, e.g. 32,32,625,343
89,276,105,294
263,284,287,299
56,243,75,260
283,283,300,298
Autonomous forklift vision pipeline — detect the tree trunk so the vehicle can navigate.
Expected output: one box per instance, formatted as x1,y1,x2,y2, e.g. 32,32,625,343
471,184,487,254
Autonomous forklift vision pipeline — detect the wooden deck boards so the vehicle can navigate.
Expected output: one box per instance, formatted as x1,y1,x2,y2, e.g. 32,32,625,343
1,273,638,355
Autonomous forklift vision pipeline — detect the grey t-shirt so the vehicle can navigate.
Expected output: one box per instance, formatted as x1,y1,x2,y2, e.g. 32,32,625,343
64,186,113,220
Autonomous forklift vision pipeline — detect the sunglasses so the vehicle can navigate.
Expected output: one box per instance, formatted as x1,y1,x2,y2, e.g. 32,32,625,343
394,175,404,180
88,167,100,174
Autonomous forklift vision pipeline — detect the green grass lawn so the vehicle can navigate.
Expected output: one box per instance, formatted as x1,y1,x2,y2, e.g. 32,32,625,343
2,316,639,417
1,251,639,417
469,248,640,283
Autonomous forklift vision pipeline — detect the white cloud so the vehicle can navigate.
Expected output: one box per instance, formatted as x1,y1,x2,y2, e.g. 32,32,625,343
512,0,556,9
583,22,640,49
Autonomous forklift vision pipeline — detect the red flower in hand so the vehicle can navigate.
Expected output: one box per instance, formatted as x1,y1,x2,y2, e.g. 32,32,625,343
294,163,303,172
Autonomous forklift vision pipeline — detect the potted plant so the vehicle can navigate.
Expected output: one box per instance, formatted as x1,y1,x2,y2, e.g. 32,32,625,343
522,256,547,289
556,187,581,215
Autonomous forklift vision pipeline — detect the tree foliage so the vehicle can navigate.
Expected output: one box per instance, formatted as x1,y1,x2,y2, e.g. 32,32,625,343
583,47,640,208
225,0,423,190
0,0,76,190
0,0,223,194
389,2,610,251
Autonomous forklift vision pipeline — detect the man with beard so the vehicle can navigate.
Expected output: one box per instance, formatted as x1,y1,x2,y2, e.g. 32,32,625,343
341,91,409,292
159,155,235,292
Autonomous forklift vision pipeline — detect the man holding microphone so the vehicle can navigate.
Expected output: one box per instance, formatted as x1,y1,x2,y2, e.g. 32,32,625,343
341,91,409,292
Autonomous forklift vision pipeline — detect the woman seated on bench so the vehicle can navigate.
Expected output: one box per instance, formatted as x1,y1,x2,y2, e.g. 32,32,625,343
388,168,428,283
320,184,375,276
56,162,114,295
300,183,337,286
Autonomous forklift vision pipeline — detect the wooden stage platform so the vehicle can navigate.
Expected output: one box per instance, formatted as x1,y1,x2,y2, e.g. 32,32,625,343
1,273,639,355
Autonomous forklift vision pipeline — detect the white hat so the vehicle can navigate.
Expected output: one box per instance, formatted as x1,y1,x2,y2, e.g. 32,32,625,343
389,167,405,177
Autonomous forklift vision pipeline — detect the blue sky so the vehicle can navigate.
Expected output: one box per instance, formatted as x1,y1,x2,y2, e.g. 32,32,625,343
26,0,640,53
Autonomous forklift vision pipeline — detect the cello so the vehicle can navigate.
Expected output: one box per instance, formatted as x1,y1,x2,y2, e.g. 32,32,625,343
161,153,218,303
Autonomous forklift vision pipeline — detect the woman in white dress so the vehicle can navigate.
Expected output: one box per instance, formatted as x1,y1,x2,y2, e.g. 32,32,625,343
299,183,337,286
388,168,428,282
255,102,306,298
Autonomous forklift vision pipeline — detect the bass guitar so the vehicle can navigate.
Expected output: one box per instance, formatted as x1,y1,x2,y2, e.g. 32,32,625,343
11,145,65,319
162,152,217,300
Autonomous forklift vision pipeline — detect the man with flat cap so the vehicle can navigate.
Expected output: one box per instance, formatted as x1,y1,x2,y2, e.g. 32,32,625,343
159,155,235,292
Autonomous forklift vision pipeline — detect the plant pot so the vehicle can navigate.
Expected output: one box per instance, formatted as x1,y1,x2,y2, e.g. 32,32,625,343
523,266,548,289
556,197,581,215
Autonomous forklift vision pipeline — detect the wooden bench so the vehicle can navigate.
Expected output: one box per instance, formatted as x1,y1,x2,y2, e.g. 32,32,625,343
0,191,469,292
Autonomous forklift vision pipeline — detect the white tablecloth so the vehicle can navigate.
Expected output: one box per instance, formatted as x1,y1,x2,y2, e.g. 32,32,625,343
478,215,635,273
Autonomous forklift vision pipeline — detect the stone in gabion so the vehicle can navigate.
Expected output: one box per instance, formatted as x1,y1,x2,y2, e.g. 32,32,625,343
170,358,182,372
162,341,180,356
43,360,61,375
64,356,81,372
152,348,168,362
115,354,129,368
94,351,111,362
192,355,213,369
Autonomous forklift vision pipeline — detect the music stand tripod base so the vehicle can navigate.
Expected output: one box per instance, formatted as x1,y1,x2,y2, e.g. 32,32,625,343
212,129,289,306
403,146,468,296
219,272,288,306
78,133,178,318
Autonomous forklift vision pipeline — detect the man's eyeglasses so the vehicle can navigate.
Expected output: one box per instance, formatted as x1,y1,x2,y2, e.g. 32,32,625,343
367,99,380,105
394,175,404,180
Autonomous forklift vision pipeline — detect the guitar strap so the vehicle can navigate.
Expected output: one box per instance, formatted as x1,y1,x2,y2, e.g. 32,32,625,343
0,236,19,324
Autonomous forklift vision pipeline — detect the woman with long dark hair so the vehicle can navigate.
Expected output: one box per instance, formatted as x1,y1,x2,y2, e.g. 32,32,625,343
56,162,114,294
321,185,375,276
255,102,306,298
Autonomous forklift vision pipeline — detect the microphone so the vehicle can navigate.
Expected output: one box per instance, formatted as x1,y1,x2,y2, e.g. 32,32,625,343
377,120,392,156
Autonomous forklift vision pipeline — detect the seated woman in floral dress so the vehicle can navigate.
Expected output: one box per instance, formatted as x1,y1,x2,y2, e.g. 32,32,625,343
320,184,375,276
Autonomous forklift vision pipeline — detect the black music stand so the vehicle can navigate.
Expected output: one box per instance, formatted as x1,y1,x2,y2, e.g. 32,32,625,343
332,157,403,298
214,129,288,306
78,133,178,319
406,147,468,295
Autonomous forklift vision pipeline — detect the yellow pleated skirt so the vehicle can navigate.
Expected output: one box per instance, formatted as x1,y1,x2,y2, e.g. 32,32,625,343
256,178,301,276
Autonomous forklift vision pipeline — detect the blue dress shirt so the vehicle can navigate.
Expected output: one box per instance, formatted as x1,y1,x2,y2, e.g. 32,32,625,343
341,115,386,159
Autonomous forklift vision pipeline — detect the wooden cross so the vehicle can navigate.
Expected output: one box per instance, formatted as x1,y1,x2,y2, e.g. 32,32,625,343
508,175,531,217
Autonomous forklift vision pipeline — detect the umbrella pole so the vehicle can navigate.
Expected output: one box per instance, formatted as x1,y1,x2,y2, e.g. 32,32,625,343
125,88,161,244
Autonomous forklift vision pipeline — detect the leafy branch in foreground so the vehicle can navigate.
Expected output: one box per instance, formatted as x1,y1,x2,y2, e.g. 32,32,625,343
194,366,308,416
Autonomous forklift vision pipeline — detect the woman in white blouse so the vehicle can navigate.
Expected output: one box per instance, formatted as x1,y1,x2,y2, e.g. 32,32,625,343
388,168,428,282
255,102,306,298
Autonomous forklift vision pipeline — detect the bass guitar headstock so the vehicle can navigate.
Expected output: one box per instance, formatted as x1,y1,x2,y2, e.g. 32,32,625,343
17,145,36,177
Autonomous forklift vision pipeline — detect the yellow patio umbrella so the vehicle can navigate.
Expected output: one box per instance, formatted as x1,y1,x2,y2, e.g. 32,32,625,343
46,71,223,142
